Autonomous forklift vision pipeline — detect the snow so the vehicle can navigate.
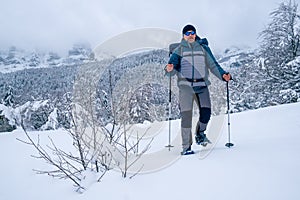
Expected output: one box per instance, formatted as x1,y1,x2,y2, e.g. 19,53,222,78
287,56,300,66
40,108,59,130
1,102,300,200
31,100,49,111
0,104,16,126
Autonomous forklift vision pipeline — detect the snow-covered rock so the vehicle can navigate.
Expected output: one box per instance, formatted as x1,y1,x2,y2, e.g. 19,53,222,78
0,104,16,132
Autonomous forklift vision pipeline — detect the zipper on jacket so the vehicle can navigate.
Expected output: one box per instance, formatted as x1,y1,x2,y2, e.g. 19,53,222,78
191,43,195,87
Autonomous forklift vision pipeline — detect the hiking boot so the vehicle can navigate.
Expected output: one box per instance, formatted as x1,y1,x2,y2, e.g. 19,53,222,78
199,137,212,147
195,132,205,144
195,132,211,146
181,146,194,155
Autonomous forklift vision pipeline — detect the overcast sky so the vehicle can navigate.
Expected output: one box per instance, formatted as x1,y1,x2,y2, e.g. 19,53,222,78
0,0,284,55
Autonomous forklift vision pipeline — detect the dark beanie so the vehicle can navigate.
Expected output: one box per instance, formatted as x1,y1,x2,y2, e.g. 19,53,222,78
182,24,196,34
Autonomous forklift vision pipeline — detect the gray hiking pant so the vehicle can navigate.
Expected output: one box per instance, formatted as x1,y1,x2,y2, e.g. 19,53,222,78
179,85,211,150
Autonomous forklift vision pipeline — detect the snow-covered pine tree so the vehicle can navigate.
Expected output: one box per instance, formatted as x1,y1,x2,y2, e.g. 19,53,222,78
2,86,14,107
259,0,300,80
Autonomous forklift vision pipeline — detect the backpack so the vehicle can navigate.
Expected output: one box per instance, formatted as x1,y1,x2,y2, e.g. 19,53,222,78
168,43,180,57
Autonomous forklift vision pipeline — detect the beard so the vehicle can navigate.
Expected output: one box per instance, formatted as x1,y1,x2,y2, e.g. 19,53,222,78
187,38,195,43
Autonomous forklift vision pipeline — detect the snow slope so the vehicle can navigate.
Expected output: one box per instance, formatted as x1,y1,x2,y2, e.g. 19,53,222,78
1,102,300,200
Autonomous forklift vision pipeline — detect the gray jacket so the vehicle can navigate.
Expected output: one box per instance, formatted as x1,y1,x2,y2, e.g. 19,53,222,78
167,37,227,87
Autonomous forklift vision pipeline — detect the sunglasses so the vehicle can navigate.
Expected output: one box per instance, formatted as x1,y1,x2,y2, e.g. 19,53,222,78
184,31,195,36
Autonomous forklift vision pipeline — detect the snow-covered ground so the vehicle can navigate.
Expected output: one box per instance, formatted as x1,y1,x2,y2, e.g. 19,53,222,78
1,102,300,200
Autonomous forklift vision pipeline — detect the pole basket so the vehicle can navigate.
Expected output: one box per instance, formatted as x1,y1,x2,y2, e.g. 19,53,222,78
225,142,234,148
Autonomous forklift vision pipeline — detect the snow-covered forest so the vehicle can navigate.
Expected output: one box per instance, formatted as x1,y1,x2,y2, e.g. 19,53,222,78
0,1,299,133
0,1,300,198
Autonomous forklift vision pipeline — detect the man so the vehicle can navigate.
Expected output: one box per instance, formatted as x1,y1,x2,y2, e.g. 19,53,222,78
166,24,231,155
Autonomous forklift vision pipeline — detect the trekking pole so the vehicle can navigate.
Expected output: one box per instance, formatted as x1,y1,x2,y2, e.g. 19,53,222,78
165,74,174,151
225,81,234,148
